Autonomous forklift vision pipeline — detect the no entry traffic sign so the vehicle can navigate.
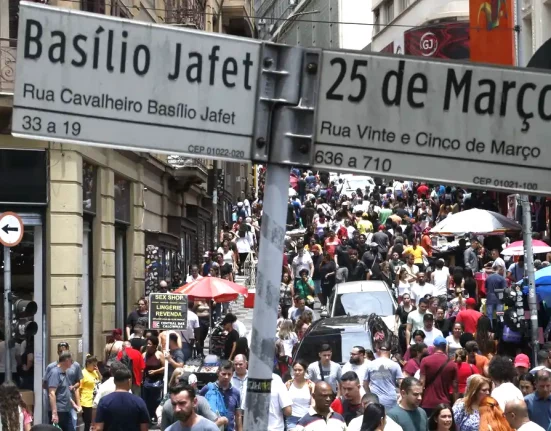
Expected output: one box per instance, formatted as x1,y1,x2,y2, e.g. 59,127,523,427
0,212,24,247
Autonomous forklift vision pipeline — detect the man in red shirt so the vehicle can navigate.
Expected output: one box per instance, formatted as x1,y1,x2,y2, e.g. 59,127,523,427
456,298,482,334
116,341,146,395
330,371,363,425
417,183,429,198
419,336,458,417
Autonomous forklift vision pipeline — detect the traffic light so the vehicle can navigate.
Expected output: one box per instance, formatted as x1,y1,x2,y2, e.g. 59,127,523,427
11,298,38,341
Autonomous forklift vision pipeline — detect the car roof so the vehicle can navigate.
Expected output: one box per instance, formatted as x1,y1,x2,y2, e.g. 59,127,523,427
310,315,370,332
334,280,389,294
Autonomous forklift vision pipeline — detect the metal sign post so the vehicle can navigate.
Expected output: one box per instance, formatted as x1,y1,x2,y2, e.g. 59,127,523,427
0,211,24,383
521,196,539,364
3,246,11,383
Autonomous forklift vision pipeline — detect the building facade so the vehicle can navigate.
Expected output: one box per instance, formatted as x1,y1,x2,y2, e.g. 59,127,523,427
0,0,253,422
256,0,372,50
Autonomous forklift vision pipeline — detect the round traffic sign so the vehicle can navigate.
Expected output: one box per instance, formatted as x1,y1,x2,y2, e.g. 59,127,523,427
0,212,24,247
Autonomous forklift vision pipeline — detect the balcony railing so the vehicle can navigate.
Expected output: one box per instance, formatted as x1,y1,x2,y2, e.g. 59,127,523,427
168,155,209,175
165,0,205,30
0,38,16,95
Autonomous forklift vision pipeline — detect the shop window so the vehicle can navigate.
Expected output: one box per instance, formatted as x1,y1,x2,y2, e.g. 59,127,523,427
83,162,97,214
114,176,131,224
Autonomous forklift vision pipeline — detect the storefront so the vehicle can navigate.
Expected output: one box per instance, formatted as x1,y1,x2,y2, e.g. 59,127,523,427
0,148,47,421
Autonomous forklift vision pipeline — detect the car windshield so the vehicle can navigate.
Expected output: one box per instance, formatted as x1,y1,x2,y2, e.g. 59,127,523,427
333,291,394,317
294,327,372,364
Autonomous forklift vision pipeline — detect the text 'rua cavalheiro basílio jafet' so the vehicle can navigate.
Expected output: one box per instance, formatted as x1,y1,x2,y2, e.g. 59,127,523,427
21,19,256,90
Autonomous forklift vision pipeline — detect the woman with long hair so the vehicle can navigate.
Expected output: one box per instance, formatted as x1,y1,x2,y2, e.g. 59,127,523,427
142,335,165,425
80,355,101,431
0,382,32,431
285,359,315,431
452,349,480,397
428,404,455,431
476,315,497,358
396,268,411,302
359,403,386,431
478,396,514,431
452,374,491,431
279,272,294,319
446,322,463,358
318,250,337,311
104,328,124,368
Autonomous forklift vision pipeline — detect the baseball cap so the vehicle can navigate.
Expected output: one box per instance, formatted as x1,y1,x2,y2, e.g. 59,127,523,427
433,336,447,348
514,353,531,369
466,298,477,306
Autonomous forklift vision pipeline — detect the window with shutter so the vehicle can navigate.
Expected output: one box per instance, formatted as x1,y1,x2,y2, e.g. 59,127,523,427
82,0,106,14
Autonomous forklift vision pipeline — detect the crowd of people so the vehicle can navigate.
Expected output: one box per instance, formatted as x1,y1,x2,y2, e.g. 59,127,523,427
5,170,551,431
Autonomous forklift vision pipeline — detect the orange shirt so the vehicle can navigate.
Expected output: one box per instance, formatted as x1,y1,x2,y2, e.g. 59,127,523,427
421,235,433,257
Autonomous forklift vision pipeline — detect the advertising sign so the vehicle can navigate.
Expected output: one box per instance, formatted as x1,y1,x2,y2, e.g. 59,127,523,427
149,293,188,330
404,22,469,59
12,2,261,162
470,0,514,64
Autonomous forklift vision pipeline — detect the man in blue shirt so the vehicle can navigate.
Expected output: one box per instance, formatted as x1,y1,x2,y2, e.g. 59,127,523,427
485,264,507,327
199,360,242,431
525,370,551,430
95,366,150,431
47,352,74,431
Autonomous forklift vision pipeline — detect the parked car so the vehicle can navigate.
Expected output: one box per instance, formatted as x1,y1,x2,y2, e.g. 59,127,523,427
327,280,397,331
342,176,376,198
293,315,374,365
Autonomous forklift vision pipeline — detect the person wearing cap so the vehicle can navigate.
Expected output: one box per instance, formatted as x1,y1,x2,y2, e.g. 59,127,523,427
485,263,507,328
419,336,458,417
515,354,532,377
364,344,403,410
455,297,482,334
464,236,481,272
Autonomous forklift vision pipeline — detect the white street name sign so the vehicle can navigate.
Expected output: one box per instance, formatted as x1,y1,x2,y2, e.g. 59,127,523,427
12,2,261,162
0,212,24,247
314,51,551,195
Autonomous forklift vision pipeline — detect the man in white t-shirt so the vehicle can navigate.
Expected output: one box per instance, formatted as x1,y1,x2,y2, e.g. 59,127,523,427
419,314,443,347
180,307,200,361
410,273,435,306
268,373,293,431
489,355,524,411
291,247,314,280
342,346,370,382
406,298,432,345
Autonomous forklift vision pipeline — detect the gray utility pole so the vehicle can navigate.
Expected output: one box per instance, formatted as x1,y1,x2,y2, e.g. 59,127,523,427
3,246,12,383
521,196,539,364
212,159,219,247
244,43,320,429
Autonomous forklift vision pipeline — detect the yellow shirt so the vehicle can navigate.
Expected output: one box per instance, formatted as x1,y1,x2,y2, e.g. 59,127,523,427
356,219,373,235
80,368,101,408
404,246,424,264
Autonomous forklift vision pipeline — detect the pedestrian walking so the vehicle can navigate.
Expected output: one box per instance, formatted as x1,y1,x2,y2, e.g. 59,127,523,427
46,351,77,431
142,335,165,425
94,366,150,431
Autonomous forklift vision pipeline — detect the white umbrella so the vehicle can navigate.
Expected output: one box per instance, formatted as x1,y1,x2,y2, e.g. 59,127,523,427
502,239,551,256
430,208,522,235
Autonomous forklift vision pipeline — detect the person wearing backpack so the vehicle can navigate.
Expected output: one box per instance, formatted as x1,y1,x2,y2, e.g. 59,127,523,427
116,341,145,396
199,360,242,431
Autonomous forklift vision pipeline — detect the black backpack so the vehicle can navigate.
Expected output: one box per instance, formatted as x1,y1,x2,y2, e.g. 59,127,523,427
119,348,134,382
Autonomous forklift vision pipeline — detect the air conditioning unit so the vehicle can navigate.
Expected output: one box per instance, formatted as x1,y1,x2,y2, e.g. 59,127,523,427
259,18,267,25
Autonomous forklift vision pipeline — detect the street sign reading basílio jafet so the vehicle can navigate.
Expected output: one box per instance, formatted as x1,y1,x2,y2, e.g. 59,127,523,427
314,50,551,195
149,293,188,331
12,2,260,163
